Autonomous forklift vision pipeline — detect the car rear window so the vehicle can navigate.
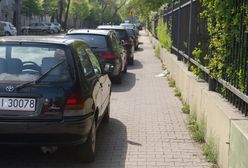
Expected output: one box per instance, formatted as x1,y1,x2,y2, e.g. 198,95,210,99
113,30,128,41
126,29,135,37
66,34,108,49
0,45,71,83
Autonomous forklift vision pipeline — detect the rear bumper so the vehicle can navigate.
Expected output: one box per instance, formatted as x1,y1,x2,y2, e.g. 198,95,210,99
0,115,94,146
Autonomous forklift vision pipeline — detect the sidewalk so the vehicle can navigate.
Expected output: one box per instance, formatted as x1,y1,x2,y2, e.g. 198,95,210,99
93,31,212,168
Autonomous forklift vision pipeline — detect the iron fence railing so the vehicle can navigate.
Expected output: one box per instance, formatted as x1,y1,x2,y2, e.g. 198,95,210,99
150,0,248,115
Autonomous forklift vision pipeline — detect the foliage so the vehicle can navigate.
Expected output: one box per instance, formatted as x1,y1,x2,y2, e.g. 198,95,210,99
200,0,247,92
155,46,161,59
174,88,181,97
126,0,172,21
187,113,205,143
69,0,90,27
157,17,171,51
168,77,175,87
182,103,190,114
21,0,43,17
203,138,218,164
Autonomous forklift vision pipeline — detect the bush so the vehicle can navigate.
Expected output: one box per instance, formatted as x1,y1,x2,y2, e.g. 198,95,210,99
157,18,171,51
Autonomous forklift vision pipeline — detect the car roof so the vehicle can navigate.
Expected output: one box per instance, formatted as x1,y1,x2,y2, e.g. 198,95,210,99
0,21,10,24
97,25,126,30
0,36,86,46
67,29,111,36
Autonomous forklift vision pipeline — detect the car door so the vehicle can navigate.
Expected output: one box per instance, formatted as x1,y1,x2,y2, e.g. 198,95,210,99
75,43,102,120
85,48,111,118
29,23,37,32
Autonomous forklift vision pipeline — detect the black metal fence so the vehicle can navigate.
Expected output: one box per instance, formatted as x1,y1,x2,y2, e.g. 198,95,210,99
149,0,248,115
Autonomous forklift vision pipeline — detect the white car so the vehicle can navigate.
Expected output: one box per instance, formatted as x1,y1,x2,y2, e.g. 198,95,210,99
0,21,17,36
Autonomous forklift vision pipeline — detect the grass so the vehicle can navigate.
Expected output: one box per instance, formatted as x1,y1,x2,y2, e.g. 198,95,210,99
203,138,218,164
168,77,176,87
155,46,160,59
174,88,182,97
182,103,190,114
187,113,205,143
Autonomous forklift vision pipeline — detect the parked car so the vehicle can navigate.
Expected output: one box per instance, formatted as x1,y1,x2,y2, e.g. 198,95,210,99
0,36,112,162
0,21,17,36
21,23,54,34
126,28,139,50
66,29,127,84
52,22,62,32
120,23,139,35
97,25,135,65
44,23,59,33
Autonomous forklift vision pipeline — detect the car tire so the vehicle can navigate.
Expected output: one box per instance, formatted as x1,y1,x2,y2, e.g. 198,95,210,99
128,57,134,65
123,62,127,73
22,29,28,35
102,103,110,123
5,32,11,36
135,45,139,51
76,119,96,163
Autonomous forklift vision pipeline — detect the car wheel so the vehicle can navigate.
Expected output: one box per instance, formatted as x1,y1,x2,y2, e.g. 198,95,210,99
128,56,134,65
22,29,28,35
5,32,11,36
102,102,110,123
76,119,96,162
135,45,139,51
123,62,127,73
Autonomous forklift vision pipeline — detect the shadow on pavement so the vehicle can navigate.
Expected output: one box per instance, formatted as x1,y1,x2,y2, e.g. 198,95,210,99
128,59,143,70
112,72,136,92
135,47,144,52
0,119,127,168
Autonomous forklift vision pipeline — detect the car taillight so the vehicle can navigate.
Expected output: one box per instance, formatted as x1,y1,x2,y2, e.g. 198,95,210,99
65,94,84,110
99,52,116,59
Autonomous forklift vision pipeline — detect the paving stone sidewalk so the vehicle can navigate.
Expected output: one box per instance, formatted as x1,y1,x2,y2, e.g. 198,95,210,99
99,30,212,168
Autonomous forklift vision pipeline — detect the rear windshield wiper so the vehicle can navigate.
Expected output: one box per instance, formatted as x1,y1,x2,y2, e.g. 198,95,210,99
16,60,65,90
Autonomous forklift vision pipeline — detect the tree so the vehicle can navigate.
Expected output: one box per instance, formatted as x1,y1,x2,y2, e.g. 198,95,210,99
21,0,43,21
42,0,58,22
70,0,90,27
63,0,71,30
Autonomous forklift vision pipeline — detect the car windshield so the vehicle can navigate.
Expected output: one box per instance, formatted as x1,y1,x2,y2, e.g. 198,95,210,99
0,45,71,83
66,34,108,49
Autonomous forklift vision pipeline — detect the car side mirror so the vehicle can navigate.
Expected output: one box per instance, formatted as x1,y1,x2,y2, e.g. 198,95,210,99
104,63,114,74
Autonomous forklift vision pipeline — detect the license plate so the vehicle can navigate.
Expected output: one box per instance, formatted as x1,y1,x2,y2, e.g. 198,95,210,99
0,97,36,112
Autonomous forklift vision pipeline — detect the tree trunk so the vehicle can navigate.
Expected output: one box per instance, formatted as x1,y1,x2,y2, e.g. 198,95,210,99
63,0,71,30
58,0,64,24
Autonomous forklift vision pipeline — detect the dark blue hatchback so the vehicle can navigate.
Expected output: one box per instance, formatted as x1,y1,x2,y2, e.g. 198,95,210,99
0,36,112,162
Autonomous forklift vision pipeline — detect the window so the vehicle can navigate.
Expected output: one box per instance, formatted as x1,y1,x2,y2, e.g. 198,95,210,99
76,44,95,78
66,35,108,49
85,48,102,75
0,45,70,82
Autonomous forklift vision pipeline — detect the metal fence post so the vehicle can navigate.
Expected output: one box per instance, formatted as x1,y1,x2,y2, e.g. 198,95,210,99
187,0,193,70
177,0,182,61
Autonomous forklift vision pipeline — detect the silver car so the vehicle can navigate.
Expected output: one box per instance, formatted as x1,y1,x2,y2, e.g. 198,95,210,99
0,21,17,36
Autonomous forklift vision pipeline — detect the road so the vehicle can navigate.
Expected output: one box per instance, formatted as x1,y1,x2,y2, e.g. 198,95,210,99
0,31,211,168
